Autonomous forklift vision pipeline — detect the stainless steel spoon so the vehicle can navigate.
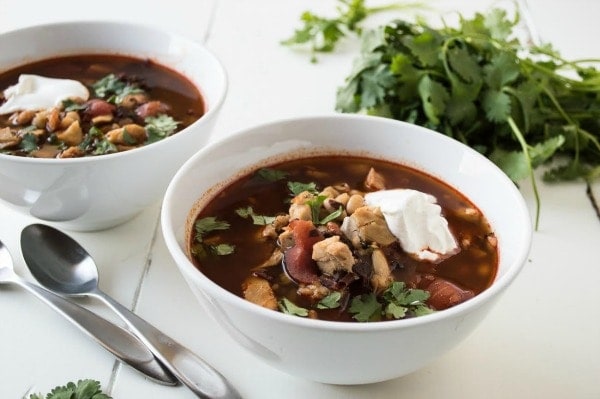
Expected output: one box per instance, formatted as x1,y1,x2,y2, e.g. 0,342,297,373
21,223,240,399
0,238,177,385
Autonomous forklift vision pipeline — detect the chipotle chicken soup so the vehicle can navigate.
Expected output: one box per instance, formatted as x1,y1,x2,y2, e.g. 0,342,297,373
190,155,498,323
0,54,205,158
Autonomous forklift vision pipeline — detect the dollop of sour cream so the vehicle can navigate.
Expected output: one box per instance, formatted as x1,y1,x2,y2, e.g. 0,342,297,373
364,189,459,263
0,74,89,115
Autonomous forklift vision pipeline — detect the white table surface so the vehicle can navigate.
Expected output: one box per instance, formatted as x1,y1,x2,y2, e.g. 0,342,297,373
1,1,599,398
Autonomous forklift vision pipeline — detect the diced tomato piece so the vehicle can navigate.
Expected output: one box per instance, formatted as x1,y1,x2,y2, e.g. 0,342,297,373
283,220,322,284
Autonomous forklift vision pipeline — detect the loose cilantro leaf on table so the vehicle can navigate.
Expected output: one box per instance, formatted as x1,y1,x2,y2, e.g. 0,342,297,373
333,7,600,228
282,0,425,62
28,379,111,399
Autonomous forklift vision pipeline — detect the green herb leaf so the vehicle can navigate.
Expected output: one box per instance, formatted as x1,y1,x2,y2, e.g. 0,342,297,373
210,243,235,256
288,181,319,196
62,98,86,112
349,293,382,322
317,291,342,309
282,0,426,62
194,217,230,242
256,168,289,182
278,297,309,317
145,114,179,144
28,379,111,399
235,206,276,225
92,74,144,104
19,132,38,153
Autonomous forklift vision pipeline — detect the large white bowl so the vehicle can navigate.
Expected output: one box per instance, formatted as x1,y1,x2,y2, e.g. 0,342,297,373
161,114,532,384
0,21,227,231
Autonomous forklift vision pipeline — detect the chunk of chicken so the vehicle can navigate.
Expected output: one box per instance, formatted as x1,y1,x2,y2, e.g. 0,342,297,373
340,205,396,248
56,120,83,146
105,123,147,145
0,127,20,149
242,276,278,310
288,190,314,221
370,249,392,294
364,167,386,191
312,236,356,275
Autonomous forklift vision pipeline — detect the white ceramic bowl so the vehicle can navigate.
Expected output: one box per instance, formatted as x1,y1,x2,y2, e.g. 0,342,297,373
161,114,532,384
0,21,227,231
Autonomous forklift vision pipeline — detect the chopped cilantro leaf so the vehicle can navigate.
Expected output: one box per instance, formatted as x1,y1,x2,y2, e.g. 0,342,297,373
278,297,309,317
349,293,382,322
194,217,231,241
235,206,276,225
192,217,234,258
19,133,38,153
256,168,289,182
317,291,342,309
92,73,144,104
288,181,319,196
145,114,179,144
28,379,111,399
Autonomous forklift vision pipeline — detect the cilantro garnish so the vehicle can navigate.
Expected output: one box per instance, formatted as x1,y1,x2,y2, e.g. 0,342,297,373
192,217,235,258
256,168,289,182
145,114,179,144
349,282,433,322
92,74,144,104
28,379,111,399
194,217,230,239
349,293,382,322
305,195,343,225
281,0,425,62
278,297,309,317
317,291,342,309
19,133,38,153
62,98,86,112
235,206,276,225
288,181,319,196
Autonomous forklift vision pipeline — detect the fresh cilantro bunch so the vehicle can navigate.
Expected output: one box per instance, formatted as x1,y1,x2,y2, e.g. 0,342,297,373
281,0,424,62
28,379,111,399
335,8,600,227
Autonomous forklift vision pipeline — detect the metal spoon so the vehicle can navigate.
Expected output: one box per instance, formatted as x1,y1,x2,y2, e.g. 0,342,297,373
0,238,177,385
21,223,240,399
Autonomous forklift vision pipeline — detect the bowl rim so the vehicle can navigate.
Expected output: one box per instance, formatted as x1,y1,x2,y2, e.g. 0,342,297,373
0,19,228,164
161,113,533,332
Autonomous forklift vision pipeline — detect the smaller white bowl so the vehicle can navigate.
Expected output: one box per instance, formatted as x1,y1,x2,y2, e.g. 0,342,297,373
162,114,532,384
0,21,227,231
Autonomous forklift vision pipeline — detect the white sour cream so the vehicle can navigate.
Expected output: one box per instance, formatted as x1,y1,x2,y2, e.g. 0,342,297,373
364,189,459,263
0,74,89,114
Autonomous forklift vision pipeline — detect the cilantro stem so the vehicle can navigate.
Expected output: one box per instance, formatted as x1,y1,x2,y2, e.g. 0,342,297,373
507,116,540,229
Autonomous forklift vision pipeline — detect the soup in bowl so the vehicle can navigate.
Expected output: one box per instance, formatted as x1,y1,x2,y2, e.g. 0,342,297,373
0,21,227,230
161,114,532,384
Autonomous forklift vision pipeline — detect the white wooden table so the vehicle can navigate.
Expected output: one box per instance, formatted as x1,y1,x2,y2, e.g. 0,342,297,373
1,1,599,398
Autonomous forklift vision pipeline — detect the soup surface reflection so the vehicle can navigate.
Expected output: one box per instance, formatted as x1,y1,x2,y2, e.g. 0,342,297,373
190,155,498,322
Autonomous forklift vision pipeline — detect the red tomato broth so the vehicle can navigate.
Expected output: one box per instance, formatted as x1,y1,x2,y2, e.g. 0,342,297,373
0,54,205,157
190,155,498,322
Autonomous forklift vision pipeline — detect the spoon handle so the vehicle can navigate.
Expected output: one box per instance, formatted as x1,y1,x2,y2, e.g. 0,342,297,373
98,292,240,399
15,279,177,385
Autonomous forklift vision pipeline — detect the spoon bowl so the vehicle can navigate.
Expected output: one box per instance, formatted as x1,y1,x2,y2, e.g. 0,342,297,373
0,238,177,385
21,223,240,399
